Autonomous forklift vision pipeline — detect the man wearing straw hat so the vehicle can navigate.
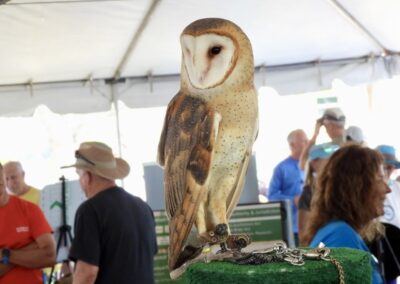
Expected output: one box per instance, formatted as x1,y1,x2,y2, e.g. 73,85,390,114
64,142,157,284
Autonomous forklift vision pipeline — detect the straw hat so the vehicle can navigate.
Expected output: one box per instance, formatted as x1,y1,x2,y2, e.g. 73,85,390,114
62,142,130,180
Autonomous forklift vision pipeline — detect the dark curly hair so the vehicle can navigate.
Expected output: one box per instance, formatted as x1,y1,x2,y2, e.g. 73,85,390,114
303,144,384,245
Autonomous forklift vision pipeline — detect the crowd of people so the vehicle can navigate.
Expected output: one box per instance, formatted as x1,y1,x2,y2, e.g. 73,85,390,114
267,107,400,284
1,107,400,284
0,142,157,284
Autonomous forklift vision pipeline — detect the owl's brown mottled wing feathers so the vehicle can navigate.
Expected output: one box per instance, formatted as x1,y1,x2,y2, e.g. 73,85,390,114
157,92,216,270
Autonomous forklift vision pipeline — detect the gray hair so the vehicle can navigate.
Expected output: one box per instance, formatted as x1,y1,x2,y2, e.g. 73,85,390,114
287,129,305,144
4,161,24,173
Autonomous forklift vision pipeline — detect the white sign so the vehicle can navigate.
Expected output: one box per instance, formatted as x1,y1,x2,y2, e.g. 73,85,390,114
40,178,86,262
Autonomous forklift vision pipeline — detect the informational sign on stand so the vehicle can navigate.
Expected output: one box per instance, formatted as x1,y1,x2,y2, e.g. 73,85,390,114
154,201,293,283
153,211,183,283
40,179,86,262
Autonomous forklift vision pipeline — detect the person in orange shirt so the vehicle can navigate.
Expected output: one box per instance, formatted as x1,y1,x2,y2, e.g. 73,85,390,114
3,161,41,205
0,163,56,284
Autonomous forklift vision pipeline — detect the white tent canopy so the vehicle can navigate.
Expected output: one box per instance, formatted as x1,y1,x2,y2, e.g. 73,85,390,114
1,0,399,116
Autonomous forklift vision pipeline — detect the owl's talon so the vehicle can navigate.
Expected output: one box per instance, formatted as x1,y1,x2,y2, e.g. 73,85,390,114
199,228,228,245
219,242,228,253
226,234,251,250
199,224,230,246
215,223,228,237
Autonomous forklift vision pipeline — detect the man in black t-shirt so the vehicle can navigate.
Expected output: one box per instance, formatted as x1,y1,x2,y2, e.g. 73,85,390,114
63,141,157,284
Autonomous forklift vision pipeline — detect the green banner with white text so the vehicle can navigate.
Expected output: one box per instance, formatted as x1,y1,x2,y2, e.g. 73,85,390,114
154,202,288,283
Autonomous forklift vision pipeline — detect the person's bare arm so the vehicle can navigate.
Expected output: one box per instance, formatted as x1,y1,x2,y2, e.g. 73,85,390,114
0,240,42,276
0,263,14,276
20,242,39,250
299,120,322,170
72,260,99,284
4,233,56,269
298,208,311,246
293,194,301,206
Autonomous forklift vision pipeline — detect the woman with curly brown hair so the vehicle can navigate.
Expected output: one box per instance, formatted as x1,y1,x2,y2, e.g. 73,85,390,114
303,144,391,284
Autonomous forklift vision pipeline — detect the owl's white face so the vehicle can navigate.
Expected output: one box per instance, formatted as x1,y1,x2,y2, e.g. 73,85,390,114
181,34,236,89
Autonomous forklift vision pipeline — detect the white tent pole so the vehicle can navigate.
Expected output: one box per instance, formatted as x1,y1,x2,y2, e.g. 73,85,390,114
110,83,125,187
111,83,122,157
328,0,389,54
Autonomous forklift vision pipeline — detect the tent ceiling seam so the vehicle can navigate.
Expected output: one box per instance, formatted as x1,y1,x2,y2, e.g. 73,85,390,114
328,0,389,54
112,0,161,81
0,53,397,90
6,0,122,5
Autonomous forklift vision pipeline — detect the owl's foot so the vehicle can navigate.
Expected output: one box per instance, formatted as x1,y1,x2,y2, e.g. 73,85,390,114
226,233,251,251
215,223,228,237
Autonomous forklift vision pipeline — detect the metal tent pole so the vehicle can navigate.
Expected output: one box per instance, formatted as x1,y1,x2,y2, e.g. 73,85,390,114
112,0,161,80
328,0,389,54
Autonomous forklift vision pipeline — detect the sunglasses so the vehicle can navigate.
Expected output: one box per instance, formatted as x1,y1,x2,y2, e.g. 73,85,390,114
75,150,96,166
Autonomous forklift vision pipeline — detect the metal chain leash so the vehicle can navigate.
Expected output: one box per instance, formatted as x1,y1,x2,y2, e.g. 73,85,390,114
322,255,345,284
226,242,345,284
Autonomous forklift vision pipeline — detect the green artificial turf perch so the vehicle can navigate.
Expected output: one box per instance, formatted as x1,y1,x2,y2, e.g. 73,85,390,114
183,248,372,284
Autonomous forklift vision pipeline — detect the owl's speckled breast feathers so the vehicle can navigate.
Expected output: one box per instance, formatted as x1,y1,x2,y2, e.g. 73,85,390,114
157,18,258,276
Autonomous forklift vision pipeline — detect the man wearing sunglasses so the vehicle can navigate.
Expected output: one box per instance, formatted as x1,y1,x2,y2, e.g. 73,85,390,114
63,142,157,284
318,107,347,146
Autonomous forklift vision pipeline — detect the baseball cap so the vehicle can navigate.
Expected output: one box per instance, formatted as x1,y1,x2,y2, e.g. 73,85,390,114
320,108,346,127
345,126,364,143
375,145,400,169
309,143,340,161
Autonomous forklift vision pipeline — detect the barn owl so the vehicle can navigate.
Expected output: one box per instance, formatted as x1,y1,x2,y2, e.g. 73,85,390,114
158,18,258,276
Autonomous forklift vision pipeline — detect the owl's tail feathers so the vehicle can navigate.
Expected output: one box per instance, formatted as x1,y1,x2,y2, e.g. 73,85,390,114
168,179,207,275
168,228,204,272
176,245,203,269
169,224,230,279
169,244,203,279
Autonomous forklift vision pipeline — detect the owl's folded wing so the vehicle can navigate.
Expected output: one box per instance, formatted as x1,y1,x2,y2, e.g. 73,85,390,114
157,92,219,270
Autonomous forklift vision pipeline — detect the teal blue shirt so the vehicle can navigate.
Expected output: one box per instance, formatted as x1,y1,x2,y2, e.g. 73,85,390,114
310,220,383,284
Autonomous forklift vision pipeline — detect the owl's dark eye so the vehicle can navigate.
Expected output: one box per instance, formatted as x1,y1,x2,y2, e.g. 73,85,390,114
209,46,222,57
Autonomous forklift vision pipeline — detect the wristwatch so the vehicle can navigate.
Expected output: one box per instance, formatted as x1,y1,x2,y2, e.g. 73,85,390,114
1,248,10,265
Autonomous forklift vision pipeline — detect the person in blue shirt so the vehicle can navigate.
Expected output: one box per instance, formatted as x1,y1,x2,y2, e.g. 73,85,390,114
267,129,308,244
303,145,391,284
297,142,339,246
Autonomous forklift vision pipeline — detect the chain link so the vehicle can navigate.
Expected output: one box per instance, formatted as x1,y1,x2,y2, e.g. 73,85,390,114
324,256,345,284
227,242,345,284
